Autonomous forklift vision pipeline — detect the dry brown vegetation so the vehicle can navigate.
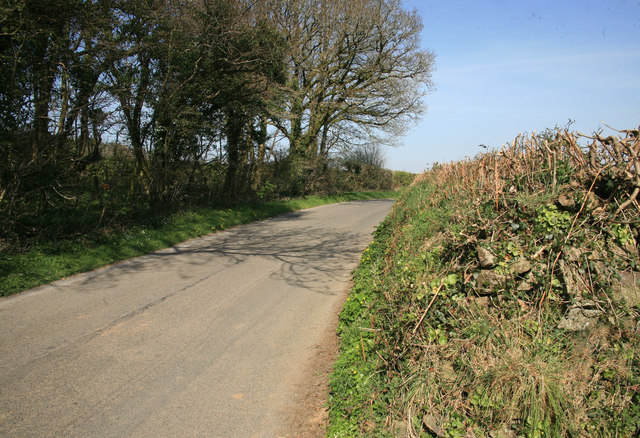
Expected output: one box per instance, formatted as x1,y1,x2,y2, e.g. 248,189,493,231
412,126,640,220
329,126,640,437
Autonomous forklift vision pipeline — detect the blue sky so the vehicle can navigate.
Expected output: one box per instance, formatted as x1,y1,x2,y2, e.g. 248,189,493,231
387,0,640,173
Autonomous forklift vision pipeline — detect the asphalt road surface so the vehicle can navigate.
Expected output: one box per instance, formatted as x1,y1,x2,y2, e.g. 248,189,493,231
0,199,393,437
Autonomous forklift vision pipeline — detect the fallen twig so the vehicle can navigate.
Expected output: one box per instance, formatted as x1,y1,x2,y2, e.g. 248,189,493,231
413,282,444,335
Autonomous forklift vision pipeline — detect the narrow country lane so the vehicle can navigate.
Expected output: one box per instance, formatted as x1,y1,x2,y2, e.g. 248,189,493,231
0,199,393,438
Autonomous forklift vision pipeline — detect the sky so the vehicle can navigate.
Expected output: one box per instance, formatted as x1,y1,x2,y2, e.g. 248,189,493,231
387,0,640,173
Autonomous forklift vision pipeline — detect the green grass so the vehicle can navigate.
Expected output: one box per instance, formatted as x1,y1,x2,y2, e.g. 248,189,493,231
0,190,398,297
327,182,451,437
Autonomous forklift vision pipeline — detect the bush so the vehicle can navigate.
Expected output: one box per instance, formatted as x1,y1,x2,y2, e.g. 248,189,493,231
392,170,417,189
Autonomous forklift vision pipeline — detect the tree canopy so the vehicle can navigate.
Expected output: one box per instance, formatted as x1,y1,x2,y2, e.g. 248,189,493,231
0,0,434,242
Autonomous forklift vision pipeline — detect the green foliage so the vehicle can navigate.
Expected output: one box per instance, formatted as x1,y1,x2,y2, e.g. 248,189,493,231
328,238,392,436
328,183,455,436
391,170,417,188
256,181,277,200
611,223,634,246
534,204,572,235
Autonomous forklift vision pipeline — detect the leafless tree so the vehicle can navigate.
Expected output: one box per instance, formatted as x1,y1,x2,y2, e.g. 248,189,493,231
259,0,435,160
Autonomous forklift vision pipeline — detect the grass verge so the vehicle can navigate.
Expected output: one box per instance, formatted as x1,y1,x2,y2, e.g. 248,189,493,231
328,181,451,437
0,190,398,297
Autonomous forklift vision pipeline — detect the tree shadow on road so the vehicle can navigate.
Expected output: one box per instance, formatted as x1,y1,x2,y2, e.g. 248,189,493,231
72,205,381,296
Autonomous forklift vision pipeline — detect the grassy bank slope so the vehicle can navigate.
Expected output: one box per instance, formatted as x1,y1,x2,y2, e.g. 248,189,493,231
329,128,640,437
0,191,397,297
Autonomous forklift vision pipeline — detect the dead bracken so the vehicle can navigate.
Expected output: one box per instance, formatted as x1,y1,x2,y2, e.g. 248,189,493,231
329,125,640,437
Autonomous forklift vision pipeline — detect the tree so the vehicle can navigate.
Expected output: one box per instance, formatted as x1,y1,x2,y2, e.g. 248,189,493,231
0,0,113,217
105,0,286,207
1,0,433,244
342,143,386,170
261,0,435,162
213,5,287,198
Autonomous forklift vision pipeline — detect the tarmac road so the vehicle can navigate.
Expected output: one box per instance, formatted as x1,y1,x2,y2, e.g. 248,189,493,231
0,199,393,437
